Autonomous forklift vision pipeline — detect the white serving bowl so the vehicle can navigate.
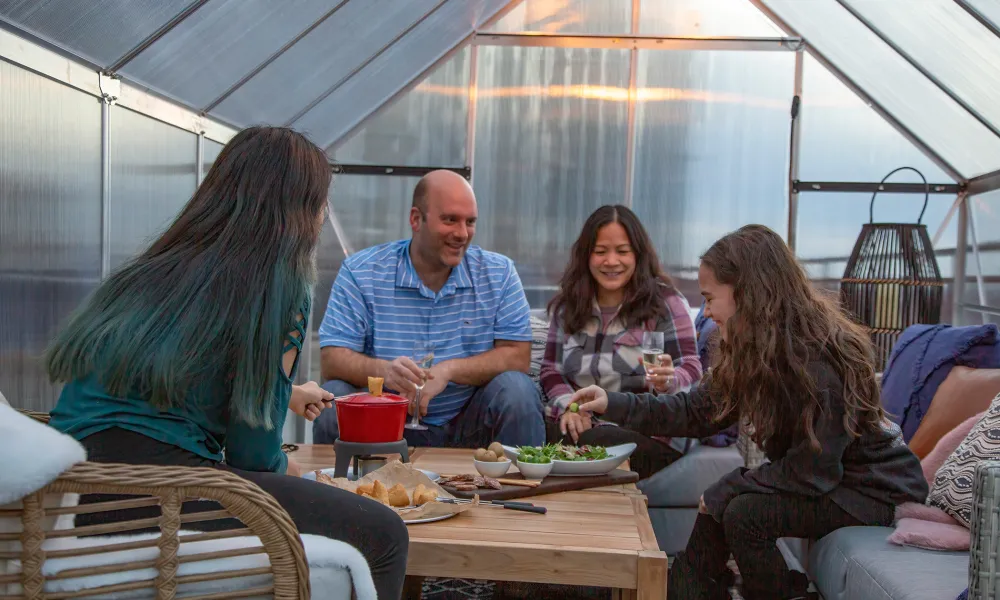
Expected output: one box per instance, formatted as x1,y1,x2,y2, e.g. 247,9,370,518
515,459,553,480
474,457,512,478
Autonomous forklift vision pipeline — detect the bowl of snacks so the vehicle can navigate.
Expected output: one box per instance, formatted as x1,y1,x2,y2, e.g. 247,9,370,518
514,446,554,480
473,441,512,477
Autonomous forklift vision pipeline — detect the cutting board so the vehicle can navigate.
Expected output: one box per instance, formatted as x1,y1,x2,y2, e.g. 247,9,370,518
441,468,639,501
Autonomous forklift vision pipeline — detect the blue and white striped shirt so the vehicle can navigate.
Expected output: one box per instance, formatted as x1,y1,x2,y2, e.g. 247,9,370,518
319,239,532,425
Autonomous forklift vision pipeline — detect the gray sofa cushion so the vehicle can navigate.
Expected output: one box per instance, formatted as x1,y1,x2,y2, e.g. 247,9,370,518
808,526,968,600
638,444,744,507
648,507,699,555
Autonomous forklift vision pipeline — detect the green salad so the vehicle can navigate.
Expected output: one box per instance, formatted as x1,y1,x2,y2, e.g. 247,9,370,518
516,443,610,463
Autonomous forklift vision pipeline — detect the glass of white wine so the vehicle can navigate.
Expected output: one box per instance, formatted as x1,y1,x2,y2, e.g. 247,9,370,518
406,341,434,431
641,331,664,390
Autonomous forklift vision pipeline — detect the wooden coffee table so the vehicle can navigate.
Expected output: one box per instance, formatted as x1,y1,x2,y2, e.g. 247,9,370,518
292,444,668,599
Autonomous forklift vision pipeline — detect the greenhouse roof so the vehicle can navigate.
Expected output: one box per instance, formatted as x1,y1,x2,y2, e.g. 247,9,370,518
1,0,998,192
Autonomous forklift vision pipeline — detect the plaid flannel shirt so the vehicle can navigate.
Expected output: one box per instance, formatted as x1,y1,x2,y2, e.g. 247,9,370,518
539,286,702,421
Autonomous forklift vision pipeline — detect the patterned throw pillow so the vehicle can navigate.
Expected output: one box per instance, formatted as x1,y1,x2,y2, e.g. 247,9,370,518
927,392,1000,527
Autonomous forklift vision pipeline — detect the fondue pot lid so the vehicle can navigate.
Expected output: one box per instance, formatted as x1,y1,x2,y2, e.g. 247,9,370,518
335,392,409,406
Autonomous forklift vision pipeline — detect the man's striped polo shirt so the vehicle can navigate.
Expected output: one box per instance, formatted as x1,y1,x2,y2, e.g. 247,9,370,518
318,239,532,425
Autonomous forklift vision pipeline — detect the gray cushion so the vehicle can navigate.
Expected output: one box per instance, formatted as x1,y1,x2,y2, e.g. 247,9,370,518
647,507,699,555
638,444,744,507
808,526,968,600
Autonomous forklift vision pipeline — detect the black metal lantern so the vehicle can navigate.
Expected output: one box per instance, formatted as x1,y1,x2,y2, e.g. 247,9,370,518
840,167,944,370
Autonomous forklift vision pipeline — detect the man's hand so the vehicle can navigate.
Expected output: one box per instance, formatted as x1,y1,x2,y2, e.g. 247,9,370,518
285,455,304,478
410,363,451,416
560,411,592,443
645,353,675,393
698,494,708,514
571,385,609,416
383,357,424,398
289,382,334,422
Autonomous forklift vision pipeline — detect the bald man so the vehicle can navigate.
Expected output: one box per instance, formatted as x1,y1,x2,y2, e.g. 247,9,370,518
314,171,543,448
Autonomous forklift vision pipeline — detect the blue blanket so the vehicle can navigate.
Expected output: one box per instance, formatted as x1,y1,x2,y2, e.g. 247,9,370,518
881,323,1000,442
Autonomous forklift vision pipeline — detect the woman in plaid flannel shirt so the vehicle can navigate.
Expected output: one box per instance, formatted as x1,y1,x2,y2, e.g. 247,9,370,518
540,205,702,477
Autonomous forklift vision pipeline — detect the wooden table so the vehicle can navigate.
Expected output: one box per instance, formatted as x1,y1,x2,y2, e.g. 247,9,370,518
291,444,668,599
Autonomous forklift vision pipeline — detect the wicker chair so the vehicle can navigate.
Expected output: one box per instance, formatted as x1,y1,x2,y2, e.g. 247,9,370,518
1,410,311,600
970,462,1000,600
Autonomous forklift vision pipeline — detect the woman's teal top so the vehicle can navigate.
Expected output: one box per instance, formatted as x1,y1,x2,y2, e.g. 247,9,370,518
49,305,309,474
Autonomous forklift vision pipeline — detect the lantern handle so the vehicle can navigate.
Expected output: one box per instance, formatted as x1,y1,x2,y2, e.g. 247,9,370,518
870,167,929,224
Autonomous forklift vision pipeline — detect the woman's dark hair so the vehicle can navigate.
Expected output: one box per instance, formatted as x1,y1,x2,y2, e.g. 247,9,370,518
548,205,672,333
46,127,332,430
701,224,884,451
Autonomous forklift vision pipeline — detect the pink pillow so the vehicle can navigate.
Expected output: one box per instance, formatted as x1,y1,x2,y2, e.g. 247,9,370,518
896,501,961,524
888,517,970,551
921,411,985,485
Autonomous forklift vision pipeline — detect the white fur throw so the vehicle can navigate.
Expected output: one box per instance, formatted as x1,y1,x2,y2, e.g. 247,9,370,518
0,403,86,505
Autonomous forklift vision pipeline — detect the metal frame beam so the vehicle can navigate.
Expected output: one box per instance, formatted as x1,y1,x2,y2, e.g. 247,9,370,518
794,181,962,194
465,42,479,186
0,27,236,144
787,50,803,251
953,192,970,324
472,32,803,51
287,0,451,127
749,0,965,183
835,0,1000,140
333,164,471,180
622,0,641,208
967,168,1000,196
954,0,1000,39
325,0,525,152
108,0,210,72
202,0,350,113
100,100,112,280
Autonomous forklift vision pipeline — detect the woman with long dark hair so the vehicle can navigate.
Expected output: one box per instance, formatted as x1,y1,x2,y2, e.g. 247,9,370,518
541,205,702,476
565,225,927,599
46,127,408,599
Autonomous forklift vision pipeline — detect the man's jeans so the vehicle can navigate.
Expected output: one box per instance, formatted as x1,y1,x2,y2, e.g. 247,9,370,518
312,371,545,448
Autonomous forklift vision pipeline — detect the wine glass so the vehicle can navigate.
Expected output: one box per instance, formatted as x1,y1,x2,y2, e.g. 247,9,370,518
641,331,664,390
406,341,434,431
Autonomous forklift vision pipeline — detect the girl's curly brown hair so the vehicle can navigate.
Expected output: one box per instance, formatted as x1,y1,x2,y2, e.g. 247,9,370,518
701,225,885,453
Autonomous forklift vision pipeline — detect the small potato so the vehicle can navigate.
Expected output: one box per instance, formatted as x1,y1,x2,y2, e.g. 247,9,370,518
388,483,410,507
488,441,505,458
482,450,497,462
473,448,489,461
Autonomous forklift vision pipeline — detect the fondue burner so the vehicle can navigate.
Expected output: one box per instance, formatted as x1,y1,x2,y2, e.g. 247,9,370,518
333,439,410,479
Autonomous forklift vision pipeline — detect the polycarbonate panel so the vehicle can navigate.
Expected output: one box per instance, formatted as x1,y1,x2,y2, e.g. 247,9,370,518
966,0,1000,31
202,139,223,180
122,0,345,110
0,61,102,411
964,190,1000,325
795,192,958,285
109,107,197,269
311,175,418,381
844,0,1000,136
639,0,783,37
800,55,950,183
763,0,1000,178
332,49,469,167
213,0,441,127
472,46,630,308
633,50,793,301
487,0,631,34
298,0,512,150
0,0,190,67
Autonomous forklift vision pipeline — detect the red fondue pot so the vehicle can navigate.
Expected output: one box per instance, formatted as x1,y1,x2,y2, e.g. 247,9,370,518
334,392,410,443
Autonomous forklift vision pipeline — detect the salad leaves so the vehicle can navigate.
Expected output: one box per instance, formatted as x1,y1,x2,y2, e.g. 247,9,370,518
516,443,609,463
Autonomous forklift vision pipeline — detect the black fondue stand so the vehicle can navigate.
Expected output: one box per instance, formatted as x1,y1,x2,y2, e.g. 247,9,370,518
333,439,410,479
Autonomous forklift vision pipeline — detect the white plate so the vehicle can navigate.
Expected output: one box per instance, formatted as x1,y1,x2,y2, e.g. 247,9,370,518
403,512,458,525
303,468,441,482
501,443,637,477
